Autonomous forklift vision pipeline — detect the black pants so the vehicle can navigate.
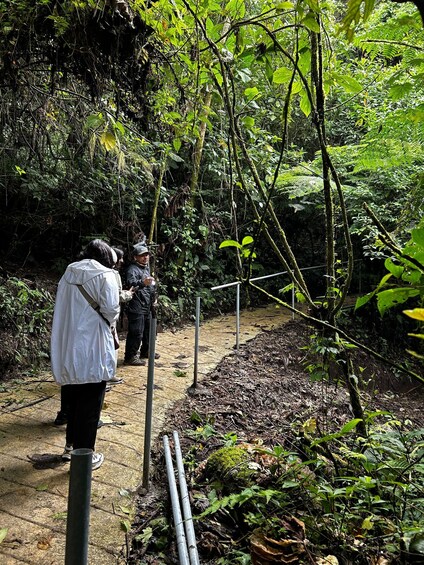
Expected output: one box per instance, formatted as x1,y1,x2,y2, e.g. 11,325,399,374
125,311,150,360
63,382,106,450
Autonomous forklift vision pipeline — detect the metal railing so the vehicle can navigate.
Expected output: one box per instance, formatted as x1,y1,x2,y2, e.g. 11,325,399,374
193,261,361,386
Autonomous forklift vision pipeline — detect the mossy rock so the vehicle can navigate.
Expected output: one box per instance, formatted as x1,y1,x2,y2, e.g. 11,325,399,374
205,446,255,490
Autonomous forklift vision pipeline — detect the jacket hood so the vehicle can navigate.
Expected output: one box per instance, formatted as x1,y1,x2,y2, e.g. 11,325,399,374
63,259,112,285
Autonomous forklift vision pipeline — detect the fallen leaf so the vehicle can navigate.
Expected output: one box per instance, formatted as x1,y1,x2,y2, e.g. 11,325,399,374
0,528,8,544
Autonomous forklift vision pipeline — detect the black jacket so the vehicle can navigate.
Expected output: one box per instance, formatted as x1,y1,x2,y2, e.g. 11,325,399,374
125,262,155,314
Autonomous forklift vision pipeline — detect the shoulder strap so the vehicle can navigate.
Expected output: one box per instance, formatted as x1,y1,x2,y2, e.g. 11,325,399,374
77,284,111,327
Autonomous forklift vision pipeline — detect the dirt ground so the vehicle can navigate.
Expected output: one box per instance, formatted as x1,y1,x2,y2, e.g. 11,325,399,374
128,318,424,564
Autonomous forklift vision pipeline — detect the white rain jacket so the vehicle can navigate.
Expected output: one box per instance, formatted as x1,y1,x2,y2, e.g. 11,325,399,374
50,258,120,385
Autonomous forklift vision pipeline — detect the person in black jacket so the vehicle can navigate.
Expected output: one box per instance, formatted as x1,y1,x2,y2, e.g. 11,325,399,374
124,243,158,365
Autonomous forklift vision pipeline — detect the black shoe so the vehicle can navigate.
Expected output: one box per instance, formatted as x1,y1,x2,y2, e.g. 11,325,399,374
54,411,68,426
124,357,146,366
140,353,160,360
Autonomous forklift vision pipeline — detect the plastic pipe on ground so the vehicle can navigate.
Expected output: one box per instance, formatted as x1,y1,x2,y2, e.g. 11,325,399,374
163,435,190,565
173,431,200,565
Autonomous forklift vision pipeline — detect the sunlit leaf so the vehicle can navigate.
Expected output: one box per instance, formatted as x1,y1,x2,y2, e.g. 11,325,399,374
404,308,424,322
220,240,242,249
389,83,413,101
299,91,312,117
244,87,259,101
173,138,181,152
333,72,362,94
273,67,293,84
302,13,320,33
355,291,375,310
377,288,420,315
362,516,373,530
241,236,254,246
100,130,116,151
412,228,424,248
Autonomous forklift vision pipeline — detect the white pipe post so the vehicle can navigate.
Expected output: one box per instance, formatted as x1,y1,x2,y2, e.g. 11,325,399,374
193,296,200,388
236,282,240,351
142,315,157,490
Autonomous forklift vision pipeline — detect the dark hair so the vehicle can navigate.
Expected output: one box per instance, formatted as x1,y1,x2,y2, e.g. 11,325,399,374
112,247,124,261
81,239,115,268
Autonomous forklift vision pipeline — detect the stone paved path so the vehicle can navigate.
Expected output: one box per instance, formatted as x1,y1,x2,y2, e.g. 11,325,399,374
0,305,291,564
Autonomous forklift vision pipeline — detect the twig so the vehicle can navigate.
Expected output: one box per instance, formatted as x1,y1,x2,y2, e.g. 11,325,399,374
1,395,54,413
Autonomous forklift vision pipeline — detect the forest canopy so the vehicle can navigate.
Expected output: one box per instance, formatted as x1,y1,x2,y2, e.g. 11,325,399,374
0,0,423,325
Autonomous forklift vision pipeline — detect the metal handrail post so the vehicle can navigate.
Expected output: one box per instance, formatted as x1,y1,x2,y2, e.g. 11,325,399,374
193,296,200,388
142,314,157,490
236,282,240,351
163,435,190,565
173,431,200,565
65,448,93,565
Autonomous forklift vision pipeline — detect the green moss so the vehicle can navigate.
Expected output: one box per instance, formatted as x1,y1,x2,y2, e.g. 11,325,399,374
206,446,254,489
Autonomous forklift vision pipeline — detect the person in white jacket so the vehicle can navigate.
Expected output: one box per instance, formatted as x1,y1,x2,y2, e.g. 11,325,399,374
50,239,120,470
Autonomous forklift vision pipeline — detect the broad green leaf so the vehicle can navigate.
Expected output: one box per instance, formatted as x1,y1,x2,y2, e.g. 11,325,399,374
244,87,259,101
302,13,320,33
401,269,422,284
299,91,312,117
206,17,220,40
219,240,242,249
273,67,292,84
242,236,254,246
305,0,320,11
291,81,302,94
242,116,255,129
0,528,7,544
389,83,413,101
384,257,403,278
333,72,362,94
412,228,424,248
355,291,375,310
225,0,245,18
404,308,424,321
377,288,420,315
298,49,311,75
173,138,181,152
86,113,104,129
100,130,116,151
